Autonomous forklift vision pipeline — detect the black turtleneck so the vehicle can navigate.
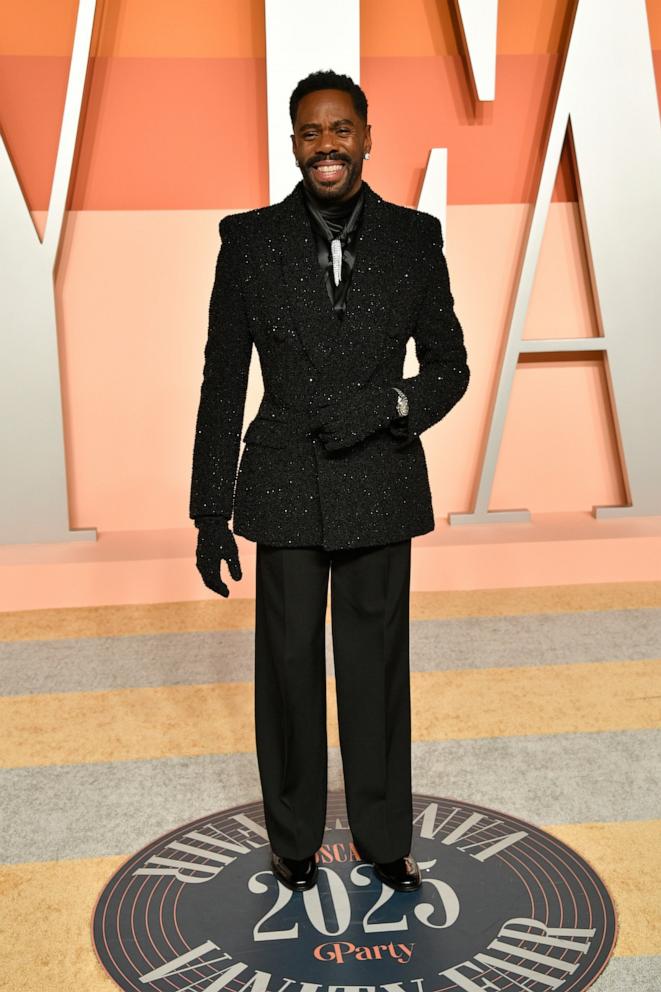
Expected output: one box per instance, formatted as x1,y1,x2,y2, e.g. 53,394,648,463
301,181,366,319
306,183,362,233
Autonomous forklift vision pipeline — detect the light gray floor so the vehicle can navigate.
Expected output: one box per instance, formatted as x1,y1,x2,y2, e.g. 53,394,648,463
2,729,659,864
1,608,660,696
590,955,661,991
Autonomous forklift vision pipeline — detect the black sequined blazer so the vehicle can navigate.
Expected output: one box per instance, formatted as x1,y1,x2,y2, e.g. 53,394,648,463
189,179,469,551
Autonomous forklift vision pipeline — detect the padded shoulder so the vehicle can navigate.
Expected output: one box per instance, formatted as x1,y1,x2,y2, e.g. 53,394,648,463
409,207,444,246
218,200,283,243
376,195,443,247
218,211,242,241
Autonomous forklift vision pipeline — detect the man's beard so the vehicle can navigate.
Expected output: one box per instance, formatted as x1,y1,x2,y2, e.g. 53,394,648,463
302,157,360,201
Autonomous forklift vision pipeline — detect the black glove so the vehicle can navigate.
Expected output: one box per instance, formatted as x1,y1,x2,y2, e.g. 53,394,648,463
194,516,242,598
309,384,397,451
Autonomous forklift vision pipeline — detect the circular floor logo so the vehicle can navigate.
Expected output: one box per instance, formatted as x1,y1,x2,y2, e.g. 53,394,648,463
92,791,617,992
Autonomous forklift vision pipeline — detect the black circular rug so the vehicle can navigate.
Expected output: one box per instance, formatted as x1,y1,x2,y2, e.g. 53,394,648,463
92,790,617,991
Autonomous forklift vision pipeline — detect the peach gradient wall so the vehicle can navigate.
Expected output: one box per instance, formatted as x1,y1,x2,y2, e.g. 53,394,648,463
1,0,660,535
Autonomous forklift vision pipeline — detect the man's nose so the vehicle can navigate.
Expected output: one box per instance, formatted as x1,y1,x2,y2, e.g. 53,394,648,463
317,130,339,152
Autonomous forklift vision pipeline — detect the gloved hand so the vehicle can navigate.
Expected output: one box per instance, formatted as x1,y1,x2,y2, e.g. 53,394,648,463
194,516,242,597
309,384,398,451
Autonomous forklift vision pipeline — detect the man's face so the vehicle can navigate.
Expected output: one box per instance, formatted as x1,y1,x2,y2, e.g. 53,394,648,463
291,88,372,202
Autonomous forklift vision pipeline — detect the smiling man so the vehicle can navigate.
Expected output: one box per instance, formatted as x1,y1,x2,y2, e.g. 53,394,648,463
295,91,368,198
190,70,470,894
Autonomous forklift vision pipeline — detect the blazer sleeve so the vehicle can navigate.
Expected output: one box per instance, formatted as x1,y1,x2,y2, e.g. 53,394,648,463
189,215,253,521
388,214,469,448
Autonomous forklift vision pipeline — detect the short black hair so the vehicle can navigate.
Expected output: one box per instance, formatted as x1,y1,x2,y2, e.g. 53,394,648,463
289,70,368,128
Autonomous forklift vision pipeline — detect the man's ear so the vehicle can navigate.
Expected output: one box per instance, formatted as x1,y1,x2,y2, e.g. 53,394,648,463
364,122,372,155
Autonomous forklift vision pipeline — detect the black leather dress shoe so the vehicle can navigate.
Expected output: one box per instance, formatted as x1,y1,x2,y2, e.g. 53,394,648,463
372,854,422,891
271,850,318,891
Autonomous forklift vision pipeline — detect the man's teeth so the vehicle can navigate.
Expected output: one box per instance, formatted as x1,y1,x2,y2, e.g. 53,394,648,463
316,164,344,172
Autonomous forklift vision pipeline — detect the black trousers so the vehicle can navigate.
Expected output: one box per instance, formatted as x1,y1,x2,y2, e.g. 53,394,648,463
254,538,413,863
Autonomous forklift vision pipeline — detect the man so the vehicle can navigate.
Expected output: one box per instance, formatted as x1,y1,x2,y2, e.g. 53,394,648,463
190,70,469,893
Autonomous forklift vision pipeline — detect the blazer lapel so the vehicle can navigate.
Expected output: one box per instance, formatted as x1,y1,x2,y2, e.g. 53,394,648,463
345,181,403,366
275,179,403,375
276,181,336,371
